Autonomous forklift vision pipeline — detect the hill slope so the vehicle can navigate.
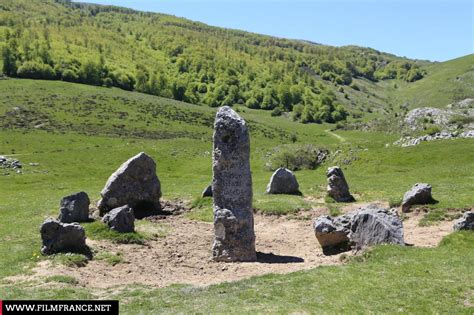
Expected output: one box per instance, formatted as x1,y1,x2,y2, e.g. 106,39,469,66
0,0,435,124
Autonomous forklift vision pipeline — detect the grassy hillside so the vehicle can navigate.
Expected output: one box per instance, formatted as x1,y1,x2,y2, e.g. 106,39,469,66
385,54,474,110
0,77,472,312
0,0,433,125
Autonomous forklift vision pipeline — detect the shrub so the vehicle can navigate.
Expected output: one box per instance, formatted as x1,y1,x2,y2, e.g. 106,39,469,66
265,144,329,171
61,69,79,82
271,107,282,116
449,115,474,126
79,60,102,85
350,83,360,91
245,97,260,109
17,61,55,80
425,125,440,136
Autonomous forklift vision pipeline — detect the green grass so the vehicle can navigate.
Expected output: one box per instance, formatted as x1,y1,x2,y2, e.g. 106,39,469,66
83,221,148,245
419,209,463,227
50,253,89,268
111,232,474,313
384,54,474,110
45,275,79,285
254,195,312,215
186,197,213,222
388,196,402,208
95,251,124,266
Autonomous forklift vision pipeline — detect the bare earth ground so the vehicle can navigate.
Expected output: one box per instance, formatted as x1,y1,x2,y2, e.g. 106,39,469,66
6,203,456,290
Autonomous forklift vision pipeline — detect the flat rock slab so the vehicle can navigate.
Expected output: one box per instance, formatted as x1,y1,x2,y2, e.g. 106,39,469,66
98,152,161,216
40,219,86,255
266,168,301,195
58,191,90,223
212,106,256,262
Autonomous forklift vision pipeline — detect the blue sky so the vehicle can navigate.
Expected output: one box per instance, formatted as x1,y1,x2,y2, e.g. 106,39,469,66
77,0,473,61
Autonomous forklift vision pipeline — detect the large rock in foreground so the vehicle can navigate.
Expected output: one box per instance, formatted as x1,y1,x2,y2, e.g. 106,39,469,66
266,168,301,195
98,152,161,216
102,205,135,233
313,214,352,254
401,183,435,212
40,219,86,255
58,192,90,223
313,205,404,255
453,211,474,231
212,106,256,262
349,207,404,250
327,166,355,202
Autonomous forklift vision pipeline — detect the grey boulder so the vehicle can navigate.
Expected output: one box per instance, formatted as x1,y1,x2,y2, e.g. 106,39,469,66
349,206,404,250
401,183,435,212
327,166,355,202
313,214,352,254
40,219,87,255
102,205,135,233
98,152,161,216
313,205,404,255
453,211,474,231
266,168,301,195
202,185,213,198
58,191,90,223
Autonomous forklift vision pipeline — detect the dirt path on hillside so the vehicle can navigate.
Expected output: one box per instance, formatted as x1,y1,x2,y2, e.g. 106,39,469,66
325,129,346,142
7,207,457,290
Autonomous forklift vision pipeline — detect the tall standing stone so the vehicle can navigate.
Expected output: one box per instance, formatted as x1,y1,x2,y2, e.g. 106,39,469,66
212,106,256,262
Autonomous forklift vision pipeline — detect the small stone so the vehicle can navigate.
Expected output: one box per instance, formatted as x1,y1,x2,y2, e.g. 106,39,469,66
40,219,87,255
58,192,90,223
102,205,135,233
401,183,435,212
266,168,301,195
453,211,474,231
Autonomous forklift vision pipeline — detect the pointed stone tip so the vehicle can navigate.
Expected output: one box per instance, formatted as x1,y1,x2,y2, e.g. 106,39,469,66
216,106,244,122
129,152,154,163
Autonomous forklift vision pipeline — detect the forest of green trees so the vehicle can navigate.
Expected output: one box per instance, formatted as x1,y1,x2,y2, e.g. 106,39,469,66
0,0,426,123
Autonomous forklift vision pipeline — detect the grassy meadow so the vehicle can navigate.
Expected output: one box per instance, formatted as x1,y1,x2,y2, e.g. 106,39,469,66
0,78,473,312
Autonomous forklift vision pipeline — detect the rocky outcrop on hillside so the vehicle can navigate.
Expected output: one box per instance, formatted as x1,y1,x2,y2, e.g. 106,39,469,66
394,130,474,147
404,99,474,131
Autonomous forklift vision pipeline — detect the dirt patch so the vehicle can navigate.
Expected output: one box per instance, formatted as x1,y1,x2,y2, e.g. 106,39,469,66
403,211,455,247
9,204,456,290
